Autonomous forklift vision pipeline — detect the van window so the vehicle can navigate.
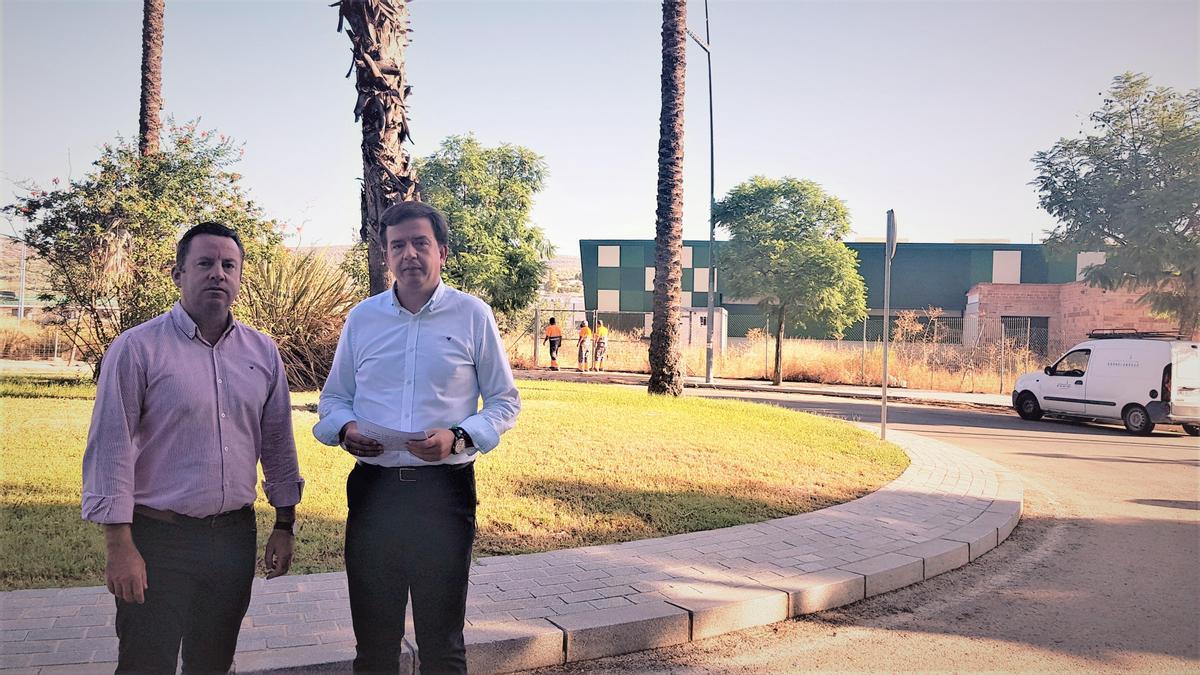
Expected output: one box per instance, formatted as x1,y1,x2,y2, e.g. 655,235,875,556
1052,349,1091,377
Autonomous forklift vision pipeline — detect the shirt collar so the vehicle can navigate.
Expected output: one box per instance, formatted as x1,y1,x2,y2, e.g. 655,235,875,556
169,301,236,342
390,280,448,316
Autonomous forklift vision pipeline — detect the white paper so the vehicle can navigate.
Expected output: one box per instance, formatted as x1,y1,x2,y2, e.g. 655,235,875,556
356,419,431,452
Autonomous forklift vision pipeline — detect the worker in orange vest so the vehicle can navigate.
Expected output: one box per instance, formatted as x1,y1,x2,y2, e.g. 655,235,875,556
542,317,563,370
577,320,593,372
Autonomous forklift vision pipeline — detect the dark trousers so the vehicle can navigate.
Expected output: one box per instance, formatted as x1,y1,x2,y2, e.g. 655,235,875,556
345,462,476,674
114,507,256,675
547,337,561,362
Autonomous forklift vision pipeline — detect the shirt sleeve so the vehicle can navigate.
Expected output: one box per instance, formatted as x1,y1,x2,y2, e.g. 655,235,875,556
81,335,145,524
457,305,521,453
313,315,358,446
260,344,304,507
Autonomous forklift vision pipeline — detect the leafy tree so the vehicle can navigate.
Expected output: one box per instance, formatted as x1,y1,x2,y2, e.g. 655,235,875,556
648,0,687,397
416,134,553,317
1033,72,1200,336
3,124,282,376
715,176,867,385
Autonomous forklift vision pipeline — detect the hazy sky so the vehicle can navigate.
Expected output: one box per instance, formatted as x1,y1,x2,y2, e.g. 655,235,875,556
3,0,1197,254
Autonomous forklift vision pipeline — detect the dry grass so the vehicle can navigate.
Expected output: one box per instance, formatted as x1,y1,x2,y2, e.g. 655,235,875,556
507,328,1046,394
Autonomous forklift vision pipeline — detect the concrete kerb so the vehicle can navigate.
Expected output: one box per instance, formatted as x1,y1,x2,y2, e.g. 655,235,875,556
4,430,1023,675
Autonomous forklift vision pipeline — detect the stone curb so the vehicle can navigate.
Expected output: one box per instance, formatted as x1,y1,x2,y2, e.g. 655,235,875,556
2,429,1022,674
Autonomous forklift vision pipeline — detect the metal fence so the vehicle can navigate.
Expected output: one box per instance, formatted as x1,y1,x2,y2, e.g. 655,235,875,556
0,323,80,362
516,309,1080,395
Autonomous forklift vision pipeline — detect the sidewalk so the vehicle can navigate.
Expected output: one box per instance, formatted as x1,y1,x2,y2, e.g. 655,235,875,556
0,429,1022,674
516,368,1013,410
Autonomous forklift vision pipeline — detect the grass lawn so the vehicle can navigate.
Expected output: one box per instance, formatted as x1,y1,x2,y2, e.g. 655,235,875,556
0,375,908,590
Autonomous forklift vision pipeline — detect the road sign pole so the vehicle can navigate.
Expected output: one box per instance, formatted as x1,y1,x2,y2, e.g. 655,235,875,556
882,210,897,440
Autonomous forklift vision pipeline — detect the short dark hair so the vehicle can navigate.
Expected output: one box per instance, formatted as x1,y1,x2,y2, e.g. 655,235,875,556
549,317,556,325
176,222,245,270
377,201,449,248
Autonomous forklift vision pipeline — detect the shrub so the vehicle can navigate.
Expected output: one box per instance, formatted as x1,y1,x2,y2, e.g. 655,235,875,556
238,249,358,390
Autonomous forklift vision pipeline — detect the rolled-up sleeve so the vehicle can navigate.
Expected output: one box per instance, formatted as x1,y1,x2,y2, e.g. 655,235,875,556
81,336,145,524
458,306,521,453
260,345,304,507
313,317,358,446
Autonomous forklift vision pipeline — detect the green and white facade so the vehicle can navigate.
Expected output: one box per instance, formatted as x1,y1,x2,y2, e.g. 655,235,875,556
580,239,1087,339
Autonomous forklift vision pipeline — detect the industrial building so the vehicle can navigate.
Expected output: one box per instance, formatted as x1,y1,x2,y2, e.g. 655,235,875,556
579,239,1179,350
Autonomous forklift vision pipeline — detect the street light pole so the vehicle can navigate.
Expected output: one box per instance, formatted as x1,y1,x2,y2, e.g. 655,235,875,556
687,0,717,383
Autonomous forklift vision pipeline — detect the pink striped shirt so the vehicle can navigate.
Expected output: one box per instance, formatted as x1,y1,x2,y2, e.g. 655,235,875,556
82,303,303,524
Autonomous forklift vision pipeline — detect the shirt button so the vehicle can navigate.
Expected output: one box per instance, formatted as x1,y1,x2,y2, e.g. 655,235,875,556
220,412,226,419
217,378,223,384
224,446,229,453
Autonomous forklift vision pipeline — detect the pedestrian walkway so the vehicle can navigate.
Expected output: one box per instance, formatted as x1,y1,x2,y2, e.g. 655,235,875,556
517,368,1013,410
0,429,1022,674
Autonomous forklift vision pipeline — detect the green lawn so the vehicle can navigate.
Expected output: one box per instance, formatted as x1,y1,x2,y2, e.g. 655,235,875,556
0,375,908,590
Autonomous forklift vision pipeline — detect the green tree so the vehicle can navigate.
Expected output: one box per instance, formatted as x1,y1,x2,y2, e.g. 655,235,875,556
3,123,282,376
416,134,553,317
1033,72,1200,336
715,176,867,385
648,0,687,397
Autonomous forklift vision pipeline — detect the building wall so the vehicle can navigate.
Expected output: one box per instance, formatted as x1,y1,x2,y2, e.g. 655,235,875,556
1055,283,1180,343
578,240,1165,341
964,282,1181,347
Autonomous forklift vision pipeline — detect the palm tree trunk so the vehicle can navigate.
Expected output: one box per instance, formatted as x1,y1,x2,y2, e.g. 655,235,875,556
337,0,420,295
773,305,785,386
648,0,687,397
138,0,164,156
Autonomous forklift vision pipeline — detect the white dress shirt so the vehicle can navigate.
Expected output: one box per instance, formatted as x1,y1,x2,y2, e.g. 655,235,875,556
313,282,521,466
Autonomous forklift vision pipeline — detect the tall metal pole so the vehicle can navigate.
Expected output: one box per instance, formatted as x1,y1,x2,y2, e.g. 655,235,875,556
686,3,717,384
702,0,717,384
17,241,27,327
882,210,897,440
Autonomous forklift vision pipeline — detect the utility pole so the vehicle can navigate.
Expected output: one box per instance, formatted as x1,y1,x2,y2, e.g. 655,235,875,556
687,1,717,383
17,241,27,327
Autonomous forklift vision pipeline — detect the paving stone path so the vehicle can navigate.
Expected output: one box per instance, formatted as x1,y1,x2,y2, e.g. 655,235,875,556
0,427,1022,674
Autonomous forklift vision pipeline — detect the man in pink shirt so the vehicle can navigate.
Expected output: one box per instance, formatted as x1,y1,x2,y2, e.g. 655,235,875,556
82,222,304,674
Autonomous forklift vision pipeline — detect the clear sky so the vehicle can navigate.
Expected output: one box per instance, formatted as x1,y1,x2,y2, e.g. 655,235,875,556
2,0,1197,254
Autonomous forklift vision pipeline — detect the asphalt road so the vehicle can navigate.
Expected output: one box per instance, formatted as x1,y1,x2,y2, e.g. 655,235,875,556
534,390,1200,673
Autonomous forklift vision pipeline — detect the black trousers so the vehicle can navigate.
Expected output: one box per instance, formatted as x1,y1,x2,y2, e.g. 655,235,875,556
547,337,561,362
345,462,476,674
114,507,256,675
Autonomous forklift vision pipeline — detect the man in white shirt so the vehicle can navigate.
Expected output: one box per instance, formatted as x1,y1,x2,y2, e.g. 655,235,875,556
314,201,520,674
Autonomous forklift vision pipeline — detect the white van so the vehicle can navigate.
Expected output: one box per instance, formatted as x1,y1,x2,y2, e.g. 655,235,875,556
1012,333,1200,436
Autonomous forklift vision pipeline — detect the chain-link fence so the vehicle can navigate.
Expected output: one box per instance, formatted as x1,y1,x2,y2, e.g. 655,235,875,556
0,320,80,362
510,308,713,374
512,307,1084,395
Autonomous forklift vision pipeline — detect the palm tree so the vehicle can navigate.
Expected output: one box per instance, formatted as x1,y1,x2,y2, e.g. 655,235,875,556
138,0,164,156
648,0,687,396
335,0,420,295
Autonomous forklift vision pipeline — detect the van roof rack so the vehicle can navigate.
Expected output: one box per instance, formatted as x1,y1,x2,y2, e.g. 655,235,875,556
1087,328,1186,340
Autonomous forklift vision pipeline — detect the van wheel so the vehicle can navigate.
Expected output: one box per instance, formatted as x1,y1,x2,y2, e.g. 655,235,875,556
1016,392,1043,421
1122,405,1155,435
1184,424,1200,437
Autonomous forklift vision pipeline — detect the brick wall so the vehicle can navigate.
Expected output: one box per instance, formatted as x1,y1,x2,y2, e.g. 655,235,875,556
966,284,1063,344
1055,283,1180,343
965,282,1182,345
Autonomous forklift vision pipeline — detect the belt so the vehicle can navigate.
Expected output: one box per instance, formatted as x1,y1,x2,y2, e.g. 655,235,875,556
133,504,252,528
356,461,473,482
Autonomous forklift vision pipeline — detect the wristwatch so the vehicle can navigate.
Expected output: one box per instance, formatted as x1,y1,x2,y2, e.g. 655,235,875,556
449,426,473,455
